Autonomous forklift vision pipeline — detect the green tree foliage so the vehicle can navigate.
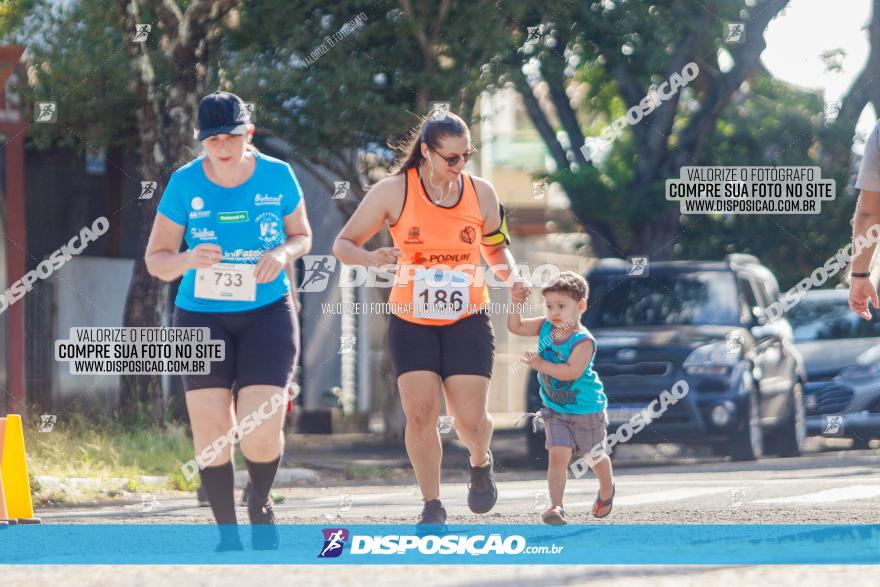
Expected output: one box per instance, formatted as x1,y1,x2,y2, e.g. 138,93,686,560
491,0,796,257
0,0,37,42
12,0,138,151
675,72,858,289
222,0,511,203
11,0,871,309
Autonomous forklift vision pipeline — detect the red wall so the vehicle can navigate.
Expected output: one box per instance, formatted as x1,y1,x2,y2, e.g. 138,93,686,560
0,45,28,415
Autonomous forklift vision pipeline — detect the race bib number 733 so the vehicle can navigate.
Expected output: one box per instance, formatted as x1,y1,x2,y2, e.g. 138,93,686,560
195,263,257,302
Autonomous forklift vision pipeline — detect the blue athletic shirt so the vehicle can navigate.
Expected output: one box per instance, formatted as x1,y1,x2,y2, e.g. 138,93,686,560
536,319,607,414
156,151,303,313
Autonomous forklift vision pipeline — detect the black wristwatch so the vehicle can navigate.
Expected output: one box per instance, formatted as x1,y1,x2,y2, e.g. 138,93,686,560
851,272,871,278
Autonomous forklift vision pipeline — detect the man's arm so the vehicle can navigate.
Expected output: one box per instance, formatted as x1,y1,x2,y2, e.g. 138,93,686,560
849,190,880,319
849,122,880,319
851,190,880,274
849,122,880,320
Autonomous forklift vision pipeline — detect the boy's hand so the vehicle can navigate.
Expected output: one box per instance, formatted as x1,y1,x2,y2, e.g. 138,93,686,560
522,351,542,368
511,279,531,304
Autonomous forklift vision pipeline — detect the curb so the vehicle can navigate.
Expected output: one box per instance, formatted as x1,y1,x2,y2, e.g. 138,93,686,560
35,467,321,494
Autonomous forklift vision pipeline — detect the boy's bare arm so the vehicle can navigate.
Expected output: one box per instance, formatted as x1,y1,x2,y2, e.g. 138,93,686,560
508,280,542,335
507,314,545,336
530,340,593,381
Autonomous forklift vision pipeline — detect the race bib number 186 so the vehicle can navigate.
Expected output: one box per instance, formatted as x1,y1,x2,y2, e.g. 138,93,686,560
412,268,470,321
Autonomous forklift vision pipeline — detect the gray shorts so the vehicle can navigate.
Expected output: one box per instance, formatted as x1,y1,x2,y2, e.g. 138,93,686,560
540,407,608,456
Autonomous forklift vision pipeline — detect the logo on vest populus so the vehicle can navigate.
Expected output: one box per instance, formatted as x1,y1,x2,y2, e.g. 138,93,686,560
410,251,472,265
405,226,423,245
318,528,349,558
459,226,476,244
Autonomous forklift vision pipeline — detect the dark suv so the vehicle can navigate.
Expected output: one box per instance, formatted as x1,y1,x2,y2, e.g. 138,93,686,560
525,254,806,465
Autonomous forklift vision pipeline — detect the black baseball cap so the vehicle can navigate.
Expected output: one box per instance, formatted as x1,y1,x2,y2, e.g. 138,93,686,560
196,91,250,141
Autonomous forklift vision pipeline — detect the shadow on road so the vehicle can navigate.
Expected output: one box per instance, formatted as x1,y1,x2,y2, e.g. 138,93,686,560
284,428,879,482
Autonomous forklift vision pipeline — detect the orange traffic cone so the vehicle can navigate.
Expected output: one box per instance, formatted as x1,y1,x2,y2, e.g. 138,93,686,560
0,417,13,525
0,415,40,524
0,467,9,525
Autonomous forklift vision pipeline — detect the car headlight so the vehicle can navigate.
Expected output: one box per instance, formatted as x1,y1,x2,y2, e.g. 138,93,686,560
710,402,736,426
684,342,739,376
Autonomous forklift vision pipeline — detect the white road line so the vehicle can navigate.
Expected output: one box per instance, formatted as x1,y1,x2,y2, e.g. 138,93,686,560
305,491,415,505
751,484,880,504
500,487,597,499
493,475,880,489
567,486,733,507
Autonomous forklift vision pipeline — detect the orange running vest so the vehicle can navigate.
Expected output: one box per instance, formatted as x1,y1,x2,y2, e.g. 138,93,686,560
387,167,491,326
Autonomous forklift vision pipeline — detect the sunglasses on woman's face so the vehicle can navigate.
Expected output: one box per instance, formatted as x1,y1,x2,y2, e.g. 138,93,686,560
431,146,477,167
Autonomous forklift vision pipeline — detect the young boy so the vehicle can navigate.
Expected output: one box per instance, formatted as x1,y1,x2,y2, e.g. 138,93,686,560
509,271,614,524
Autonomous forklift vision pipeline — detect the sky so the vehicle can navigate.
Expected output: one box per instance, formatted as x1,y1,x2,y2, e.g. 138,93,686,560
763,0,877,138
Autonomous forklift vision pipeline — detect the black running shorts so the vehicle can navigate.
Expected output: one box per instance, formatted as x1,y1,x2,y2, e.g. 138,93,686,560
387,311,495,379
172,294,299,392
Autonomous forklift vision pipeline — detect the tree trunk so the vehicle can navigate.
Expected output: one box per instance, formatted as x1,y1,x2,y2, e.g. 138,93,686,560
119,259,169,424
115,0,240,425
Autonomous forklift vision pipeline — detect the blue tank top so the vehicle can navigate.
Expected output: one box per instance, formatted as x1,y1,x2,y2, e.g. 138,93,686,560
536,319,606,414
156,152,303,313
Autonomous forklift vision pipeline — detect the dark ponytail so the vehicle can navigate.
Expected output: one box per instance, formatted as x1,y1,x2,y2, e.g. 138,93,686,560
390,108,469,175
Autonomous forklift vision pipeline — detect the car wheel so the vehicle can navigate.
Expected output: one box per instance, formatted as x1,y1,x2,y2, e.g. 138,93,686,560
727,389,763,461
765,382,806,458
526,419,548,469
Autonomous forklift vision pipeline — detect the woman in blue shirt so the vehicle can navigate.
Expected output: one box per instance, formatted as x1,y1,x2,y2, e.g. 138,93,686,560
145,91,312,550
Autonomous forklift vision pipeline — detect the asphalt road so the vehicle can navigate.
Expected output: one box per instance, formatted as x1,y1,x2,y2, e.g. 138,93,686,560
8,443,880,585
35,448,880,525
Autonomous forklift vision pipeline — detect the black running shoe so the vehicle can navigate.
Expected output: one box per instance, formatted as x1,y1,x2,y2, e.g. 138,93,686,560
241,481,285,506
248,498,280,550
417,499,447,525
215,525,244,552
467,450,498,514
196,486,210,507
239,481,251,507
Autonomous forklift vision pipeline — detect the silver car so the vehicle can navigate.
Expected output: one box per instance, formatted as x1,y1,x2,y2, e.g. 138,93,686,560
786,289,880,448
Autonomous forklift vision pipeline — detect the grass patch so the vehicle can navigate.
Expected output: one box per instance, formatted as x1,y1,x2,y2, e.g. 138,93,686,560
25,413,198,504
343,463,399,480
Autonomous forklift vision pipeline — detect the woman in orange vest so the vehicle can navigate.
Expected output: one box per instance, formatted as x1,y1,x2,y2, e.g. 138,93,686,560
333,108,526,525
